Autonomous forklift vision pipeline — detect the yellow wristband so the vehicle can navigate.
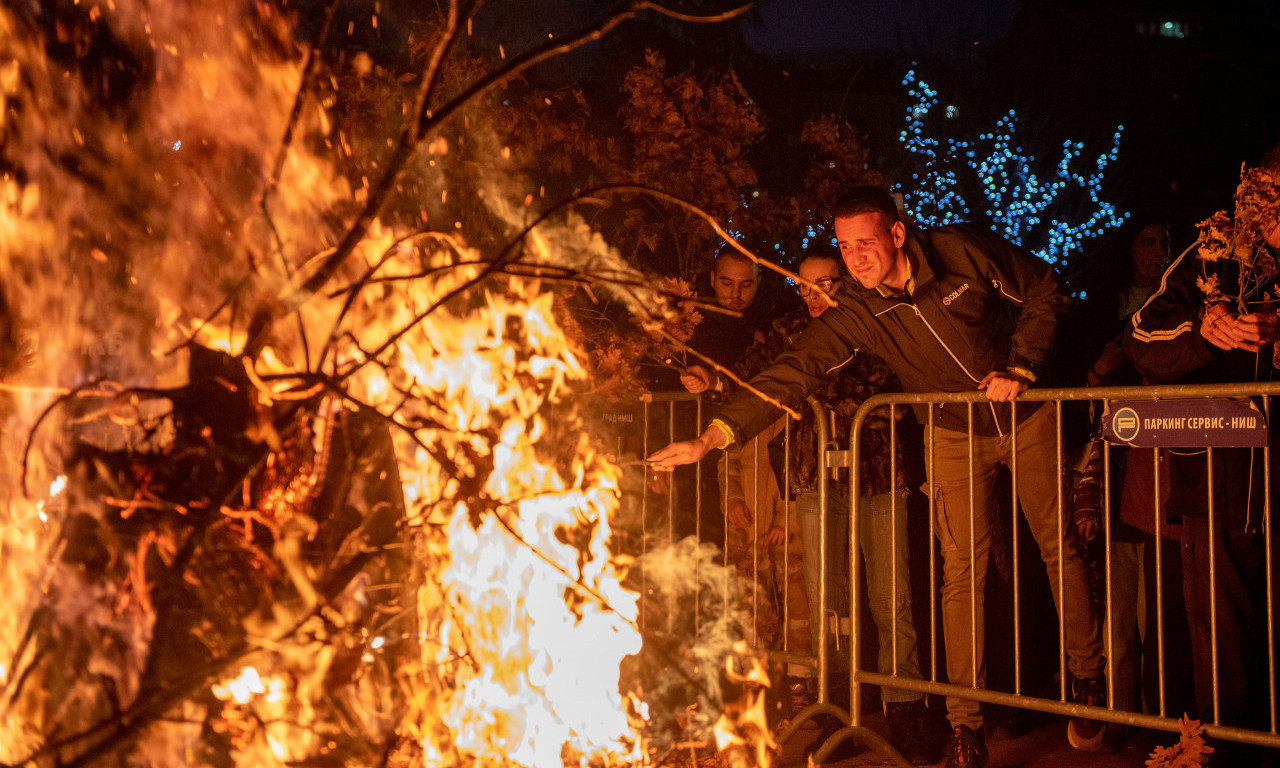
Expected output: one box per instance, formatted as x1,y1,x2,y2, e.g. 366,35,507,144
1007,365,1036,382
708,418,735,449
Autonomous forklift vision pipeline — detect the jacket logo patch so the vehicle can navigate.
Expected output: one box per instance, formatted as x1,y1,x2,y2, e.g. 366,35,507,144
942,283,970,306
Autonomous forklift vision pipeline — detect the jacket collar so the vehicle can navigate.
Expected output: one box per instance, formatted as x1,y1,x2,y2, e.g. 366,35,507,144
904,228,941,293
855,228,941,305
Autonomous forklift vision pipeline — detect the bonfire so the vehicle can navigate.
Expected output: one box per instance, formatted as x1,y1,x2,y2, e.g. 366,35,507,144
0,1,775,767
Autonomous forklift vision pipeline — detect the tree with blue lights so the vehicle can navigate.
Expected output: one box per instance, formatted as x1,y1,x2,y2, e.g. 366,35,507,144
897,69,1127,269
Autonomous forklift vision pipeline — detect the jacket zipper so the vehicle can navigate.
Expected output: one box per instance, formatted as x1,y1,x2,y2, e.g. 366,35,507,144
991,279,1024,304
910,305,980,383
909,305,1006,437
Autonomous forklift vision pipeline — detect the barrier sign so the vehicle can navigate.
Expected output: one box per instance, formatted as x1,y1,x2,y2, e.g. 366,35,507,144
1102,399,1268,448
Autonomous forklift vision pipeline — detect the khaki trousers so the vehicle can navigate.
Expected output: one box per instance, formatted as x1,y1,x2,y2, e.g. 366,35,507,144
928,404,1102,729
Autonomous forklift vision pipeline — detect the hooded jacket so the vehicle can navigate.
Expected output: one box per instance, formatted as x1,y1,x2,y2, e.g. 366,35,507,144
1123,246,1277,530
716,223,1069,444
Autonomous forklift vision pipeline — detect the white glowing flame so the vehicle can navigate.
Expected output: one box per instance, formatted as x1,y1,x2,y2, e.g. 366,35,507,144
213,666,267,705
386,278,645,768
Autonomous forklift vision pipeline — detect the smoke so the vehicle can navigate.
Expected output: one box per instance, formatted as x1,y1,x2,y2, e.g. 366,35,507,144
618,533,753,753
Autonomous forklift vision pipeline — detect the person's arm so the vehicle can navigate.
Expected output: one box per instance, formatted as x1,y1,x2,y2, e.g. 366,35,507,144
680,364,715,394
1086,335,1128,386
966,227,1070,381
1124,248,1220,383
952,226,1069,399
647,422,730,471
648,305,864,469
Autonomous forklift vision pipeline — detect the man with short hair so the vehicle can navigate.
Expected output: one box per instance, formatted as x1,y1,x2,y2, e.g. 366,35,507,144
712,249,759,313
665,249,767,549
650,187,1104,768
682,250,762,394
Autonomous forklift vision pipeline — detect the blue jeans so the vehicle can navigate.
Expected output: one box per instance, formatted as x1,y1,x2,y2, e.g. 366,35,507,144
797,489,923,702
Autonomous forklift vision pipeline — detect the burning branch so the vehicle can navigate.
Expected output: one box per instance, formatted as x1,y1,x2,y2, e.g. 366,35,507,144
1,2,782,766
246,1,751,358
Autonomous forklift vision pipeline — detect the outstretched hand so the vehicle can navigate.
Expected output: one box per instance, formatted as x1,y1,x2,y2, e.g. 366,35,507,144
646,424,729,472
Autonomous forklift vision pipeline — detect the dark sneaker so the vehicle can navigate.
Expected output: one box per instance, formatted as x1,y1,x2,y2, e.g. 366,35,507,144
1067,676,1109,751
944,724,987,768
885,699,933,765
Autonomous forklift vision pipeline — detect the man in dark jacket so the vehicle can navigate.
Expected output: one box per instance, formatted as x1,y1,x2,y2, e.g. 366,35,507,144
1124,155,1280,762
649,186,1104,768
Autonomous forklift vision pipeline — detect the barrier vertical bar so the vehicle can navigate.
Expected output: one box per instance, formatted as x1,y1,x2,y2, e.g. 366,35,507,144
1208,446,1219,724
1103,419,1115,711
1266,396,1276,733
1055,402,1067,703
1012,401,1022,695
723,437,731,626
641,399,650,631
695,396,703,636
1153,435,1167,718
850,406,863,728
890,403,899,677
968,401,978,697
812,397,830,705
929,407,939,683
752,428,760,647
667,403,676,634
783,414,792,657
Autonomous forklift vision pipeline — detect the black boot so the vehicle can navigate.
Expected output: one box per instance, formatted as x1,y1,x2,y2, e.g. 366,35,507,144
885,698,933,765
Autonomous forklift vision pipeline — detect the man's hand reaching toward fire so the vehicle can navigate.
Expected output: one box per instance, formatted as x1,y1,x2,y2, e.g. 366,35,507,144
646,424,729,471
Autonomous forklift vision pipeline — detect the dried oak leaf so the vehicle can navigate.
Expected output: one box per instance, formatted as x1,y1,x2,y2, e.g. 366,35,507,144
1145,715,1213,768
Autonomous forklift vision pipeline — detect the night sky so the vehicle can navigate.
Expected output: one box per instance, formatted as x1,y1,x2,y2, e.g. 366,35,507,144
340,0,1280,248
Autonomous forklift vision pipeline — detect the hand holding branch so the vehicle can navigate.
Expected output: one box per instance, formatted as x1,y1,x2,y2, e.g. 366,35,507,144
680,364,714,394
1201,303,1280,352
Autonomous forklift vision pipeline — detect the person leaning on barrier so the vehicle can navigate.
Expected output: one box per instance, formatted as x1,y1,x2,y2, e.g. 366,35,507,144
1123,150,1280,765
648,186,1106,768
735,248,931,764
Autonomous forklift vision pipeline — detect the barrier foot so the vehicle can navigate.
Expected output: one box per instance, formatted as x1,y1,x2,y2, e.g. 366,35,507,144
778,702,913,768
776,702,848,744
813,724,912,768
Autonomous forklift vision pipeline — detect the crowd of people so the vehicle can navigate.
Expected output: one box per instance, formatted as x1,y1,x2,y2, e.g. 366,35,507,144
643,143,1280,768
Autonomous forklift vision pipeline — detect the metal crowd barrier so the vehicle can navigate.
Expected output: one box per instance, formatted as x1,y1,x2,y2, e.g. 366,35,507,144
636,391,812,669
783,382,1280,763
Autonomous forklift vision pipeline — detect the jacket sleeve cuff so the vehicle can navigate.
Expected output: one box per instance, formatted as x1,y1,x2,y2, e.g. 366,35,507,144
1007,364,1037,382
708,418,736,449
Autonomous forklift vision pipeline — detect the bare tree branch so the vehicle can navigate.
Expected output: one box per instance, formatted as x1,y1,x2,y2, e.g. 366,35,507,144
243,1,751,359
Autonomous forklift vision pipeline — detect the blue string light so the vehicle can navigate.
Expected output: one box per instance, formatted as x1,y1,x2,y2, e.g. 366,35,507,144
895,70,1127,267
